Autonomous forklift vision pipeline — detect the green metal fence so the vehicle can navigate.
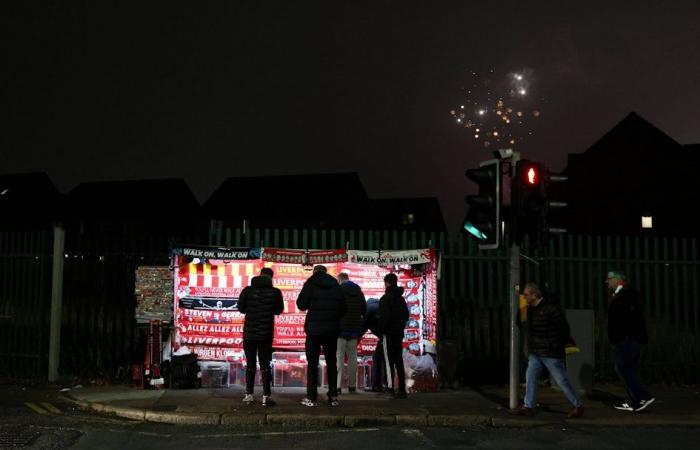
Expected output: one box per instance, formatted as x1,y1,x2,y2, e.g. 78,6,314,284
0,230,52,379
1,226,698,383
209,226,700,384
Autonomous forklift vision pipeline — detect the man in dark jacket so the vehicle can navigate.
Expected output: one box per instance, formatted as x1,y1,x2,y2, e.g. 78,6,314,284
296,265,346,407
237,267,284,406
335,272,367,394
607,270,654,412
513,282,584,418
378,273,409,398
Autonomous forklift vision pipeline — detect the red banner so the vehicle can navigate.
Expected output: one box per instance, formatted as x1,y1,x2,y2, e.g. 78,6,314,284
173,250,437,362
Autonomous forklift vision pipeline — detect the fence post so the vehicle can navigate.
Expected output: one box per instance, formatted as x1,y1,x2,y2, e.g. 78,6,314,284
48,225,65,382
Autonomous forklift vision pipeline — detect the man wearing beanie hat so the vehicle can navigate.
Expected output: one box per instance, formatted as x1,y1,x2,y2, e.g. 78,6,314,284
606,270,654,412
296,265,346,407
378,272,410,398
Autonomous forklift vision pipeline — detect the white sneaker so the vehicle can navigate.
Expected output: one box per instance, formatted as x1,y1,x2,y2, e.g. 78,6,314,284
262,395,276,407
243,394,255,405
635,397,655,412
300,397,317,407
614,402,634,412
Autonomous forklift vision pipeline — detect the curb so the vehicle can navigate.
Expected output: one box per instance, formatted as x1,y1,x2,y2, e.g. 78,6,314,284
60,395,700,428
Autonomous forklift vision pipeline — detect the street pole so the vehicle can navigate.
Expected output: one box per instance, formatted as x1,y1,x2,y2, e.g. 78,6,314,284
508,242,520,409
508,151,521,409
48,224,65,383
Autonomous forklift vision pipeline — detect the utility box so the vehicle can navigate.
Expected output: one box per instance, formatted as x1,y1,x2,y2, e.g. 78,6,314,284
564,309,594,395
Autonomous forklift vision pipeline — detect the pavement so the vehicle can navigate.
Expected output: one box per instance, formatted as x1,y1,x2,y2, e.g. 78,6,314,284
60,383,700,428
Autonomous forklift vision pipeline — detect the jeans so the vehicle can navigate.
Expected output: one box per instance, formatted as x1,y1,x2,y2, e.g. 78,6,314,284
336,337,358,389
305,335,338,401
613,337,651,407
383,334,406,393
243,339,273,396
524,353,581,409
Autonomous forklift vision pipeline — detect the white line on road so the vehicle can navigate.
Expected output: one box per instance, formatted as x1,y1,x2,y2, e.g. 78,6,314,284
192,428,381,439
402,428,436,447
107,429,173,438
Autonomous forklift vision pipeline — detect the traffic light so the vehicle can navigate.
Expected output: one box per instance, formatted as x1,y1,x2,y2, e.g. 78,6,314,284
463,159,501,249
542,171,568,238
512,160,568,246
513,160,545,245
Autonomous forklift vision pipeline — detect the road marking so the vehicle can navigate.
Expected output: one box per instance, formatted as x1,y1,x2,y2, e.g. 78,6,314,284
25,402,48,415
192,428,380,439
40,402,62,414
402,428,436,447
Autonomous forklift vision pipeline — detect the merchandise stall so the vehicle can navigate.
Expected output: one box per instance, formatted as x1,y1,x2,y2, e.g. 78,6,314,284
169,244,439,391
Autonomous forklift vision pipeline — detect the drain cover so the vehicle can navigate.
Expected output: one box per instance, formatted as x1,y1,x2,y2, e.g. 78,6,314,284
0,429,40,447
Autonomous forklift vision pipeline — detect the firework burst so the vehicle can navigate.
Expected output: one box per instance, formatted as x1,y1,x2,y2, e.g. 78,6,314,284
450,68,542,149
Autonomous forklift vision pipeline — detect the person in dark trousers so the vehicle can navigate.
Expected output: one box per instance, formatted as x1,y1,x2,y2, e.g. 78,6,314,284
378,273,409,398
237,267,284,406
607,270,655,412
512,282,584,418
296,265,346,407
364,297,387,392
336,272,367,394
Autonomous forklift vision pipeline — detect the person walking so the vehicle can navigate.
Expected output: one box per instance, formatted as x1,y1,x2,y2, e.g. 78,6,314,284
512,282,584,418
378,273,409,398
296,265,346,407
336,272,367,394
237,267,284,406
606,270,655,412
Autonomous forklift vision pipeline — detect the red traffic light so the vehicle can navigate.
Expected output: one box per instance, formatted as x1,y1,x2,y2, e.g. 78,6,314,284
527,167,537,184
523,164,541,185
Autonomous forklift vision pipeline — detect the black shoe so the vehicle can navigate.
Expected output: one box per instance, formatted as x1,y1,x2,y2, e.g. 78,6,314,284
337,388,342,395
510,405,534,416
348,387,356,393
328,397,340,407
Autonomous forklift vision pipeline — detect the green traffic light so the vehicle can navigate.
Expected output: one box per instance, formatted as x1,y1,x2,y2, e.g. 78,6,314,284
463,221,487,240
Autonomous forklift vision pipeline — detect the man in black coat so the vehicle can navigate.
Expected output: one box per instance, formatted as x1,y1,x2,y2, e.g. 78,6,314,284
238,267,284,406
513,282,584,418
607,270,654,412
296,265,346,407
378,273,409,398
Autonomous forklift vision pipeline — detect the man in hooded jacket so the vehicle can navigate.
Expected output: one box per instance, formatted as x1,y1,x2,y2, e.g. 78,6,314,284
296,265,346,407
378,273,409,398
237,267,284,406
335,272,367,393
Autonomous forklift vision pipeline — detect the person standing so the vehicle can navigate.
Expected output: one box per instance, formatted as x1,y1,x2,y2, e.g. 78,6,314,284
336,272,367,394
378,273,409,398
607,270,655,412
513,282,584,418
296,265,346,407
237,267,284,406
364,297,387,392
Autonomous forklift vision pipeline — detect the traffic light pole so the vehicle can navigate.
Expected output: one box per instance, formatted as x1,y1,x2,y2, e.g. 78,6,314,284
508,242,520,409
508,151,521,410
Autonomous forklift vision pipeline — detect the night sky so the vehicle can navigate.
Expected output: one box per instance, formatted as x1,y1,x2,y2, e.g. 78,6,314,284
3,2,700,230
